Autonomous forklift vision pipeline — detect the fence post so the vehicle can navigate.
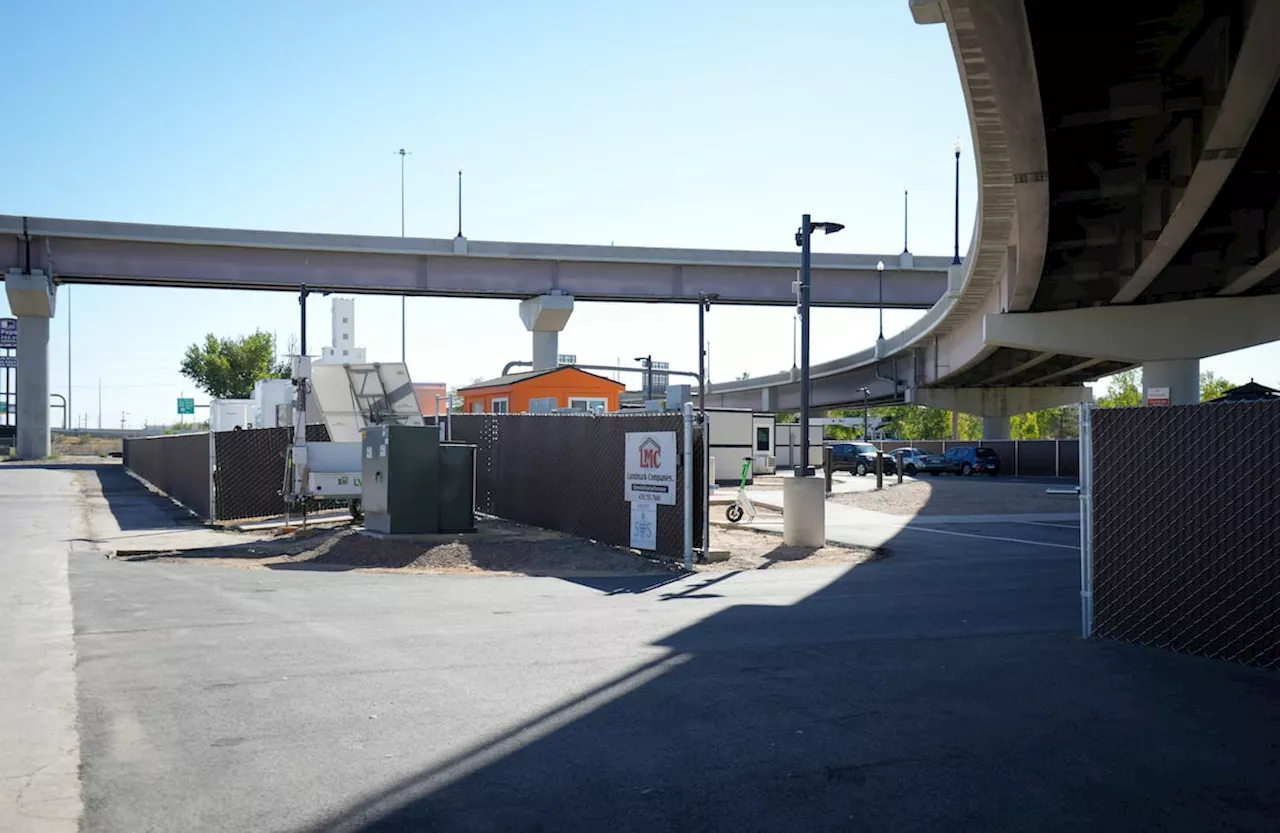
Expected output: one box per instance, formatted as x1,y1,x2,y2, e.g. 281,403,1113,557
1078,403,1094,638
683,403,694,571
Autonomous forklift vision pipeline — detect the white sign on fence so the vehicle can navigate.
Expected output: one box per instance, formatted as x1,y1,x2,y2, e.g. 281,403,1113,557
1145,386,1170,406
624,430,677,505
630,501,656,550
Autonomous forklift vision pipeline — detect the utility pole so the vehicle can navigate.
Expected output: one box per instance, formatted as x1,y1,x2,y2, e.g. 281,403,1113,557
120,411,127,431
97,378,102,429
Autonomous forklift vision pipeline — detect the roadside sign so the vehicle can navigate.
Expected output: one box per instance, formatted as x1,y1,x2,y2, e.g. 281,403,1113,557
1145,386,1170,406
630,502,656,550
0,318,15,349
177,397,195,415
0,356,15,369
625,430,677,505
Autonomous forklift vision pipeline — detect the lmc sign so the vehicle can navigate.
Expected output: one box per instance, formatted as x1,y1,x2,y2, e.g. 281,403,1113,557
625,431,676,505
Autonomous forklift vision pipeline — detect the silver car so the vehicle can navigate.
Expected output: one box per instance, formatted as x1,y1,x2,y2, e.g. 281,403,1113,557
893,447,930,476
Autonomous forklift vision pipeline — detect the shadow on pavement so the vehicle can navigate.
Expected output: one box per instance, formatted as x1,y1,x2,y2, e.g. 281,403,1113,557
292,479,1279,833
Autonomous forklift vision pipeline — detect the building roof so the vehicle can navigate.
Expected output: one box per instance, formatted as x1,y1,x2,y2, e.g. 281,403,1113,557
458,365,625,392
1207,381,1280,402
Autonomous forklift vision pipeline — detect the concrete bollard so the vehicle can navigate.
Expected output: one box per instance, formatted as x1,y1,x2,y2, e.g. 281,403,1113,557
783,477,826,547
896,449,904,484
875,451,884,490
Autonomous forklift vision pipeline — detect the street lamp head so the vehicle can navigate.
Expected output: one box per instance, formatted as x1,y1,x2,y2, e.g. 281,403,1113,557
954,138,962,156
813,221,845,235
877,260,885,273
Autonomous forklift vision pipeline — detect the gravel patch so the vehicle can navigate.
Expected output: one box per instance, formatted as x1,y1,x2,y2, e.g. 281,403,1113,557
113,517,879,576
704,525,879,571
831,478,1077,516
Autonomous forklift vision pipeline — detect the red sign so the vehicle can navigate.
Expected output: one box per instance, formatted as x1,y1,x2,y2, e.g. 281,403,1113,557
639,437,661,469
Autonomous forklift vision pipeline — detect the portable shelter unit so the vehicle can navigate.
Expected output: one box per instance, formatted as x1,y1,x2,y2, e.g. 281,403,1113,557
703,408,777,485
459,366,624,414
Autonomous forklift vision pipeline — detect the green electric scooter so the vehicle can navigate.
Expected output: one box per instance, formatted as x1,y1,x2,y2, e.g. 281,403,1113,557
725,456,758,523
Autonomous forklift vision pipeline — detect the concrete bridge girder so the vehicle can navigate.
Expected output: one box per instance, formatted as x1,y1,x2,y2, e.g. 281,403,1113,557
982,293,1280,364
907,385,1092,419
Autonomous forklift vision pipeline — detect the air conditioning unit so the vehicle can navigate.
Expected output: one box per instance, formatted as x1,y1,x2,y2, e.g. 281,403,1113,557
753,454,777,475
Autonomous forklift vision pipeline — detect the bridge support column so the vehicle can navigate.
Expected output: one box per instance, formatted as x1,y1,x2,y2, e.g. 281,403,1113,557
4,270,56,459
1142,359,1199,405
518,293,574,371
982,415,1011,440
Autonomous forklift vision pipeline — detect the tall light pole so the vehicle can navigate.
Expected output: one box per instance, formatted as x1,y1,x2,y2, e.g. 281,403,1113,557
876,260,886,349
858,386,871,442
697,291,718,557
396,148,411,363
794,214,844,477
634,355,653,401
953,138,962,265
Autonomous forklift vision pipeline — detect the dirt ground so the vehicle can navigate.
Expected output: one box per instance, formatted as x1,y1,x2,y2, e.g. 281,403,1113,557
52,434,123,457
113,518,876,576
831,476,1077,516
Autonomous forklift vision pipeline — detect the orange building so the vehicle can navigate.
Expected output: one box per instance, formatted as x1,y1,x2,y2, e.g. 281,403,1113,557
414,382,448,417
459,367,624,414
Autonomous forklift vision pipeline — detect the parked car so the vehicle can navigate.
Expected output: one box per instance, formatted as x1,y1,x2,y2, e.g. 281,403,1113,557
829,442,898,477
919,446,1002,477
891,447,930,476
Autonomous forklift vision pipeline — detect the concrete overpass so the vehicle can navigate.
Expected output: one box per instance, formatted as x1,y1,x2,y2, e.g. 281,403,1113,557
0,214,950,457
706,0,1280,436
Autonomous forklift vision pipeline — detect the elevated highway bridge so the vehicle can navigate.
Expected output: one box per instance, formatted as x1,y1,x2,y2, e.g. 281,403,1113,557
705,0,1280,436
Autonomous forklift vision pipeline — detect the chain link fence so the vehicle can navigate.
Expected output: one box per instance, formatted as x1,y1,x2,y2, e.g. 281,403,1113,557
451,412,704,560
1088,402,1279,668
874,439,1079,476
212,424,339,521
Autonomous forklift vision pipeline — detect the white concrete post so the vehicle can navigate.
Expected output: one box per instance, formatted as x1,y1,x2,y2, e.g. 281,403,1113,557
982,414,1012,440
5,270,56,459
1142,359,1199,405
519,294,575,371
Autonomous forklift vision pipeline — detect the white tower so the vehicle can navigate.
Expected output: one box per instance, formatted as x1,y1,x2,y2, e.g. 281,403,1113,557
318,297,367,365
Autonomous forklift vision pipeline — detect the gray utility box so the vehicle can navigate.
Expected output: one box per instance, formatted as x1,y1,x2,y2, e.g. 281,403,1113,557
361,425,477,535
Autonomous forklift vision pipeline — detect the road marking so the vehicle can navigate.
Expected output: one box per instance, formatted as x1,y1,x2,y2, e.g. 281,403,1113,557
1011,520,1079,530
898,524,1079,550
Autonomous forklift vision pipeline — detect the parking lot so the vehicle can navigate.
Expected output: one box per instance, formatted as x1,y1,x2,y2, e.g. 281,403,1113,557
6,462,1278,832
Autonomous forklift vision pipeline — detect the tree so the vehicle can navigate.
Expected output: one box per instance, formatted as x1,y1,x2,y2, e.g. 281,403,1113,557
1096,369,1142,408
1199,371,1234,402
1011,406,1079,440
737,371,752,381
180,331,284,400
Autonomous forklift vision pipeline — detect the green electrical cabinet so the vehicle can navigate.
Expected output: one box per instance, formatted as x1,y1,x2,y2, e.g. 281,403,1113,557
361,425,476,534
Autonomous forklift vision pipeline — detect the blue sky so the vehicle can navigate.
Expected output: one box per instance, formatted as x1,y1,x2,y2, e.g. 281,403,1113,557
3,1,1276,427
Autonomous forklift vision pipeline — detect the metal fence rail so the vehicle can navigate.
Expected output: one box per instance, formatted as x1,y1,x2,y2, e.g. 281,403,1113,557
1089,402,1279,668
122,432,212,517
452,412,703,560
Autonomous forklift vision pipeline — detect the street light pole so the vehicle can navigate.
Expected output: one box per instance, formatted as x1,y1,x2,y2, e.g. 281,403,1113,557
876,260,885,343
953,139,962,265
860,386,870,442
698,292,718,558
634,355,653,400
793,215,844,477
396,148,411,363
799,215,812,476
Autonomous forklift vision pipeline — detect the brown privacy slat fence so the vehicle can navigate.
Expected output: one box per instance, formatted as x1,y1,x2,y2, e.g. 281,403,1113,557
122,432,212,518
1090,402,1279,668
211,424,337,521
875,439,1079,476
451,412,703,560
124,424,337,522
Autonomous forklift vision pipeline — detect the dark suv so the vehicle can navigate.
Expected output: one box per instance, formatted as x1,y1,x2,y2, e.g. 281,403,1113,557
919,446,1002,476
829,443,898,477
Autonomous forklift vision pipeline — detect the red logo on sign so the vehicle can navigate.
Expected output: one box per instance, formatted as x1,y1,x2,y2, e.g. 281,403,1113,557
639,437,662,469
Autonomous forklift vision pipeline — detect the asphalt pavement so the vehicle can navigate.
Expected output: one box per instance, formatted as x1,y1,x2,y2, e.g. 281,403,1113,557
53,465,1278,832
